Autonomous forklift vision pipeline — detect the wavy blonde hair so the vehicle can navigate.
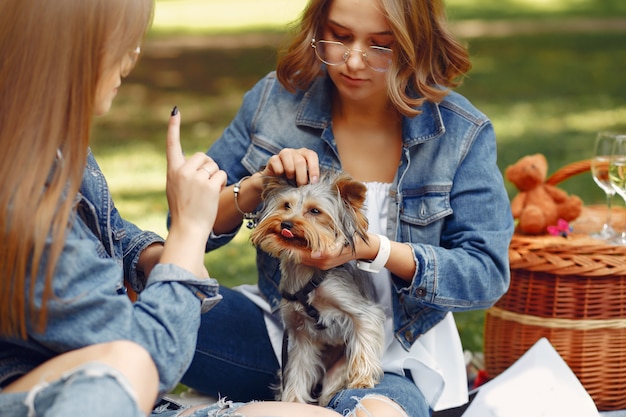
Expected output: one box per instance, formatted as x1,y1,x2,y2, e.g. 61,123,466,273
0,0,154,338
276,0,471,117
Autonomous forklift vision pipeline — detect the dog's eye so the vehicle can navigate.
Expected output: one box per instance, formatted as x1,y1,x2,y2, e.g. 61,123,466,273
309,208,321,215
284,202,291,210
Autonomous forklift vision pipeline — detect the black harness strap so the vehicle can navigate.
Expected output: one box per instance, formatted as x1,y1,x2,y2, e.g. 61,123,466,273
280,273,327,394
280,274,327,329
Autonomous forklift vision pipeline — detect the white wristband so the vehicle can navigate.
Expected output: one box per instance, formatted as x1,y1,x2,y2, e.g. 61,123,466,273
356,234,391,273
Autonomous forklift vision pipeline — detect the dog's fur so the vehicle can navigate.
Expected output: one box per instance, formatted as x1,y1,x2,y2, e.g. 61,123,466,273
250,172,385,406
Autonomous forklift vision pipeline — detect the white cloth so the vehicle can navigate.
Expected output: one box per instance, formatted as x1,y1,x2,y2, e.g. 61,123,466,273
237,181,468,411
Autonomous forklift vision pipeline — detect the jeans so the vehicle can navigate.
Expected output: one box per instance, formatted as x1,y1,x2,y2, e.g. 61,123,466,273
329,372,430,417
181,286,280,401
0,363,143,417
151,397,247,417
182,287,432,417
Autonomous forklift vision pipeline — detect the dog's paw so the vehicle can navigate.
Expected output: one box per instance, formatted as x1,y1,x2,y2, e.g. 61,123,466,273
347,361,383,389
280,390,316,405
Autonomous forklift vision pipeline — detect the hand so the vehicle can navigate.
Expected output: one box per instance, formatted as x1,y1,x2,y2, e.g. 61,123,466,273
166,108,226,241
299,237,362,271
261,148,320,185
161,107,226,277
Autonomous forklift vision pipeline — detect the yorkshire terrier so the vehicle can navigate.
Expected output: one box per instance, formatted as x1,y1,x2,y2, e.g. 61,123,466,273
250,171,385,406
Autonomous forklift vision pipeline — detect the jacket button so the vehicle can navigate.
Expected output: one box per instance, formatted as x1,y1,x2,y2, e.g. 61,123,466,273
416,287,427,297
404,330,415,342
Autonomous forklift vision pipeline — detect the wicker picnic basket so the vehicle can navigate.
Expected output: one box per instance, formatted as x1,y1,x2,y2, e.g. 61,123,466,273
484,160,626,411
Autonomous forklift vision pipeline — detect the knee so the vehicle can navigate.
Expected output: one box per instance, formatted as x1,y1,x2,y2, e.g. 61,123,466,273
96,341,159,413
349,395,410,417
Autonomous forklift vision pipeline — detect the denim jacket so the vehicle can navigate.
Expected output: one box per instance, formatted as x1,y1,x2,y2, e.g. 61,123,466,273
0,150,221,396
207,71,514,350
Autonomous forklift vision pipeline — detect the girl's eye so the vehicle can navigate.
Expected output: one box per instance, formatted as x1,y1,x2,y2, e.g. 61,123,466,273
330,31,350,42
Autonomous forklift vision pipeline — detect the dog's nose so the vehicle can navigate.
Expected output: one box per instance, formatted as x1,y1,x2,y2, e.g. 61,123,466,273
281,221,293,230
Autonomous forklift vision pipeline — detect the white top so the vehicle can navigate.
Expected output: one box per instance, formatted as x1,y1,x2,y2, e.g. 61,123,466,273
238,182,468,411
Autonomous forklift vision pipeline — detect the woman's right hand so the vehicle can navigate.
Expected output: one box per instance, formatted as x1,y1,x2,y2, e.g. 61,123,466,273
212,147,320,235
161,107,226,276
261,147,320,185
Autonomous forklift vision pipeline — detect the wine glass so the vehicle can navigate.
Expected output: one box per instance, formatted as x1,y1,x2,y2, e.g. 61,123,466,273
608,133,626,245
591,132,618,239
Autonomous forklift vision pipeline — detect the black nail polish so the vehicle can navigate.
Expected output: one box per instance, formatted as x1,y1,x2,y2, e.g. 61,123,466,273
171,106,178,116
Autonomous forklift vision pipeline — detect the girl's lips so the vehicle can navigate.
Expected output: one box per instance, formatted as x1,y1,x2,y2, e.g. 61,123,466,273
341,73,367,86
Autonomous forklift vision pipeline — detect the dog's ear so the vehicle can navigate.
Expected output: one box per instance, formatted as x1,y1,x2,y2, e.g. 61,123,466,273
334,173,367,211
260,176,296,201
334,173,369,242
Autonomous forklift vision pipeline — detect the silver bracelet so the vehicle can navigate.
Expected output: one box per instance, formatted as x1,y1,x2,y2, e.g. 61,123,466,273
356,234,391,273
233,176,258,229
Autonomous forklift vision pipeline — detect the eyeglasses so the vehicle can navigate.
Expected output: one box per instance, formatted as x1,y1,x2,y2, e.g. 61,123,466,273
311,39,392,72
120,46,141,77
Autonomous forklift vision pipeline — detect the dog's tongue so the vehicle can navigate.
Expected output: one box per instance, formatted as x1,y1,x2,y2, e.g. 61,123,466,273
281,228,294,239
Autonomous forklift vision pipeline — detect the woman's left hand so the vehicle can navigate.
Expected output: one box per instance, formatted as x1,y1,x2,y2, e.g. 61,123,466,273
299,234,376,271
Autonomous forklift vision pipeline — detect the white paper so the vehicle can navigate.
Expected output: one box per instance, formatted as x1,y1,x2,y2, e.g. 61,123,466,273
463,338,600,417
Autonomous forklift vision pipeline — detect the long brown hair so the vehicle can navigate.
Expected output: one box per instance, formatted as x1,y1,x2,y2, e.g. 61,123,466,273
0,0,154,338
276,0,471,117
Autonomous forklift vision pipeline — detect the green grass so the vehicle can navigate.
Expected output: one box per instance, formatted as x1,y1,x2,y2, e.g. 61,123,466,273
91,1,626,354
149,0,626,35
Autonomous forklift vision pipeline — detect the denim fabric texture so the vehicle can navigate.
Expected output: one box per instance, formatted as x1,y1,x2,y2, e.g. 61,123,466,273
151,397,247,417
328,372,429,416
0,362,144,417
206,71,514,348
181,286,280,401
0,150,222,398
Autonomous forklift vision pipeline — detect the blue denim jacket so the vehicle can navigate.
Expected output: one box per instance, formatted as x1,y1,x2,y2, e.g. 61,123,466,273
207,71,514,350
0,150,221,396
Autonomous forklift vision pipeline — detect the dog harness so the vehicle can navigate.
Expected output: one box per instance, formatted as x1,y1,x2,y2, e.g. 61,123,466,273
280,273,328,398
280,273,327,330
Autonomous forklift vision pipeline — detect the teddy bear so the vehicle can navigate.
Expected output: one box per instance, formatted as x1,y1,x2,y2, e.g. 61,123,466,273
505,153,583,235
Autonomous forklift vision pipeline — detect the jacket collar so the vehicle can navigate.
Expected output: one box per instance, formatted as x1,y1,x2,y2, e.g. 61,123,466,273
295,74,445,147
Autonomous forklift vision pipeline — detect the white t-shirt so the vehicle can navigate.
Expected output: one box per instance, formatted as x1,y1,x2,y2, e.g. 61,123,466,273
237,182,468,411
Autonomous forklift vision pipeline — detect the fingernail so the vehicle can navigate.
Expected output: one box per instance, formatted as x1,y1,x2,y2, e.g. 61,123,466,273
311,251,322,259
171,106,178,116
310,175,319,184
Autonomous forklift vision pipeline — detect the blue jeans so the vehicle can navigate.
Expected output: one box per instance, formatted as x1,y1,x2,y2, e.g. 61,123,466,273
181,286,280,401
182,286,431,417
0,363,143,417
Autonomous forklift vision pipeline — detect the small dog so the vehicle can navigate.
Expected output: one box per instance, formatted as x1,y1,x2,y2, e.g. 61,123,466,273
250,171,385,406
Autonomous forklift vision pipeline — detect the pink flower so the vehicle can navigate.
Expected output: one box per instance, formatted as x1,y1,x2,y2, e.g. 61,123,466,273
547,218,572,237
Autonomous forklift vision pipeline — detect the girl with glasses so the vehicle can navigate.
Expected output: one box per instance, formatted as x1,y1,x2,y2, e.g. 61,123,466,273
184,0,514,416
0,0,352,414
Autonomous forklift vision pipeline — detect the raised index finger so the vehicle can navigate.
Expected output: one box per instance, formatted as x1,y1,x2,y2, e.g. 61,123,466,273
166,106,184,169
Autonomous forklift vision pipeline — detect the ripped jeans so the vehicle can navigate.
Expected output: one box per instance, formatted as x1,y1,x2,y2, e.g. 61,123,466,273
0,362,249,417
151,374,425,417
328,372,428,417
0,362,144,417
182,287,431,417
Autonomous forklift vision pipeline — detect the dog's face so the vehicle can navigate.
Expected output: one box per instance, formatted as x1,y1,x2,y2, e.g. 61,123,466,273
250,172,368,264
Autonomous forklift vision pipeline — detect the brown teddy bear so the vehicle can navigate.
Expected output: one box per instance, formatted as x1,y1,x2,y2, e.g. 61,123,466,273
505,154,583,235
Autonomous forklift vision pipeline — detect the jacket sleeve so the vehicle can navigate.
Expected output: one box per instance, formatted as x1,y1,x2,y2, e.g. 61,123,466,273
29,221,221,397
403,122,514,311
121,218,165,293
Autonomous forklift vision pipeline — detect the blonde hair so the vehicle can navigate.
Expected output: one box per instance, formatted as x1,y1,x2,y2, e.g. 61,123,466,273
276,0,471,117
0,0,154,338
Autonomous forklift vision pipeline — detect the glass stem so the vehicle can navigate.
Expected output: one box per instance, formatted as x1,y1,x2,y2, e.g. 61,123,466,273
606,192,613,230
